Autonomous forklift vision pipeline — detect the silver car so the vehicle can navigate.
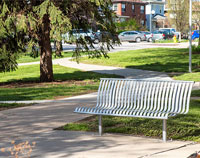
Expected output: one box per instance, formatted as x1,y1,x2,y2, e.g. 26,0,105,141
137,31,153,42
118,31,145,42
152,30,165,41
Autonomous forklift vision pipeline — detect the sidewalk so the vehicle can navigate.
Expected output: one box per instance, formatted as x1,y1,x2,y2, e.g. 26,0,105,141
1,43,200,157
0,93,200,158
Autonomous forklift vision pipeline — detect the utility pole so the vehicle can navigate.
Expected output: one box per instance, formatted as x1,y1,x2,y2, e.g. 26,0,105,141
149,2,152,32
189,0,192,73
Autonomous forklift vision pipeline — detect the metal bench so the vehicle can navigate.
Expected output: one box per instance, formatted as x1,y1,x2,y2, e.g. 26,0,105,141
74,78,194,142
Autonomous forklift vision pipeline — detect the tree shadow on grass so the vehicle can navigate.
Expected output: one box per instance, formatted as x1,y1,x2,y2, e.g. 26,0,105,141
126,62,191,73
0,70,121,101
0,70,121,85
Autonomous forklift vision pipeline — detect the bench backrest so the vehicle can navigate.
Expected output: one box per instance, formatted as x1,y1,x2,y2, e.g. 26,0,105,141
96,78,194,115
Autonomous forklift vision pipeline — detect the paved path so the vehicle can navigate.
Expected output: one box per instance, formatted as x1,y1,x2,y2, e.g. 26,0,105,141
53,58,171,80
1,43,200,157
1,93,200,158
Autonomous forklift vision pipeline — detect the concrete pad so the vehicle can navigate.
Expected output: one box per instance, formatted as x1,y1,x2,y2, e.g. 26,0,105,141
150,143,200,158
0,130,196,158
0,93,199,158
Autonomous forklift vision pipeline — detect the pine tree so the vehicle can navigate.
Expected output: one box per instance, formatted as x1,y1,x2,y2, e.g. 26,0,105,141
0,0,118,82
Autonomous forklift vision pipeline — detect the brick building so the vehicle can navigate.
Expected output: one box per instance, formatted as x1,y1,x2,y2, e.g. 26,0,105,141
112,0,147,27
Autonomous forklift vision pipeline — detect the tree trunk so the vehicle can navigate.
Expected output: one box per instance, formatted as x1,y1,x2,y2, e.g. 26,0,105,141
39,14,53,82
55,41,63,57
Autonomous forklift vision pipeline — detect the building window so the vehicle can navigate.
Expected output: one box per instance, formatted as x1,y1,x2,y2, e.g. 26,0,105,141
122,3,126,12
113,4,118,11
140,6,144,14
132,4,135,12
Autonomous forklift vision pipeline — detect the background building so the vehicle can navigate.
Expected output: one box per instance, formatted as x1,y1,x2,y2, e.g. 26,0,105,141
112,0,147,27
142,0,165,31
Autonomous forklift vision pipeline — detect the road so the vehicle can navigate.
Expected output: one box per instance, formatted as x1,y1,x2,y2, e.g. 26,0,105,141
55,41,190,53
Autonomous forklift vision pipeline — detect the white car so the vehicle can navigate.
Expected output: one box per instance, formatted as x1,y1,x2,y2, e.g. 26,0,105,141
62,29,98,43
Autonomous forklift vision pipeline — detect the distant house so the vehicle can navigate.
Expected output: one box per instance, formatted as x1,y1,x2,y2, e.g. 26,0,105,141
112,0,147,27
143,0,166,31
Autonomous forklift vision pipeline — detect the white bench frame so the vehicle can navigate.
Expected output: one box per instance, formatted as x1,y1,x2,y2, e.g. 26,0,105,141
74,78,194,142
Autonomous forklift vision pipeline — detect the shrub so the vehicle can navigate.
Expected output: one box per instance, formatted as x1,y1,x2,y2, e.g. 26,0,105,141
192,45,200,53
115,19,140,33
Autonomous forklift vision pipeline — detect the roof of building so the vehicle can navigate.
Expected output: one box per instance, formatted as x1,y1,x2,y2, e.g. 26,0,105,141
142,0,165,4
112,0,147,4
153,14,166,20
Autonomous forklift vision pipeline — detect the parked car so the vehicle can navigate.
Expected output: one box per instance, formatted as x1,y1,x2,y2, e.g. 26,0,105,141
118,31,146,42
159,28,180,39
192,30,200,40
62,29,99,43
152,30,165,41
95,31,118,42
137,31,153,42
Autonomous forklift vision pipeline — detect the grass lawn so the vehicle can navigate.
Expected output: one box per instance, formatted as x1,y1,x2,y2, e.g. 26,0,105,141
80,48,200,73
0,64,121,101
173,72,200,82
61,99,200,142
154,39,188,43
0,103,33,111
17,51,73,63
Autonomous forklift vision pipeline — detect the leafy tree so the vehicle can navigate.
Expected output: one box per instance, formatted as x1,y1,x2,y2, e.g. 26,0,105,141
0,0,118,82
115,19,140,33
167,0,189,33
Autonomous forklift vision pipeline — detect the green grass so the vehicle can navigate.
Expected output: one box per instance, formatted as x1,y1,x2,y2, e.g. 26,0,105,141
61,99,200,142
173,72,200,82
17,51,73,63
154,39,188,43
0,64,119,83
80,48,200,73
191,89,200,97
0,84,99,101
0,64,121,101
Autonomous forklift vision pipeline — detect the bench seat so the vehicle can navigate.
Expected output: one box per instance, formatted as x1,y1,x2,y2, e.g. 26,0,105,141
74,78,194,142
75,107,177,119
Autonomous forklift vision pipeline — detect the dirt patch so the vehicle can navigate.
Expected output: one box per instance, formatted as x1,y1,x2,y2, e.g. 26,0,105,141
0,103,33,111
53,90,96,100
77,115,96,123
167,72,185,77
0,80,97,88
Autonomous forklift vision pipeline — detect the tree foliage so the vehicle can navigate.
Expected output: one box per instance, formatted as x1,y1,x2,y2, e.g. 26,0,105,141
0,0,118,81
115,19,140,33
167,0,189,33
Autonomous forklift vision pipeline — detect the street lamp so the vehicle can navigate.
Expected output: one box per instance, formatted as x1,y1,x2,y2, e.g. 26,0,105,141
151,10,155,32
189,0,192,73
149,7,155,33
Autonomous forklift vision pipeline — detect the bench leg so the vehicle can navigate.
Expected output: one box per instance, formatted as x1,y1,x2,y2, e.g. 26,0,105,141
163,119,167,142
98,115,102,136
